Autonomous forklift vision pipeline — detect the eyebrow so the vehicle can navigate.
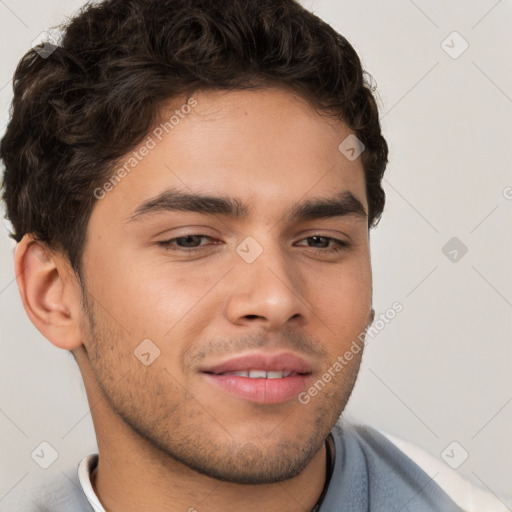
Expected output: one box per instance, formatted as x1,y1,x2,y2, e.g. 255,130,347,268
127,187,367,224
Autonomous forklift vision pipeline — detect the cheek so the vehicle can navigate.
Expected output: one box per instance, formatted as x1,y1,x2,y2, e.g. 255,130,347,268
83,234,371,349
104,260,222,340
307,257,372,341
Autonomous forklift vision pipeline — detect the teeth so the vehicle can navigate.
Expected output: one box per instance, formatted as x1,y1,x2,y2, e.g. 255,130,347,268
231,371,249,377
266,371,284,379
220,370,295,379
248,370,267,379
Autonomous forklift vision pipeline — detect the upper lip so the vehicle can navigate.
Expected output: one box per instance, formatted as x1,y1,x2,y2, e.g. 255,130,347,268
200,352,313,375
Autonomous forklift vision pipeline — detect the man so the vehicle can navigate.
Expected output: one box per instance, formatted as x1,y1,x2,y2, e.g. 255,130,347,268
0,0,503,510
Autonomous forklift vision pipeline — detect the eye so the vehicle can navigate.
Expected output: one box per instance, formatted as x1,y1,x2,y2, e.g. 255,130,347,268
158,235,218,252
295,235,349,253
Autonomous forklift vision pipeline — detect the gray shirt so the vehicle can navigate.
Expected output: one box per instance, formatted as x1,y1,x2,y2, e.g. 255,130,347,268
317,422,462,511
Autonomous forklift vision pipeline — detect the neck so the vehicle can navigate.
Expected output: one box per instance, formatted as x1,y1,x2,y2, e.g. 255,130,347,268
90,429,327,512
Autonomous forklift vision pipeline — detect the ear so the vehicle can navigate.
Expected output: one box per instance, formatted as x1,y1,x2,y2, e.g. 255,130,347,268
367,307,375,326
14,234,85,350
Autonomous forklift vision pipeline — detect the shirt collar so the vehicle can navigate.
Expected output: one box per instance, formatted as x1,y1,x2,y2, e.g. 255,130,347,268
78,454,106,512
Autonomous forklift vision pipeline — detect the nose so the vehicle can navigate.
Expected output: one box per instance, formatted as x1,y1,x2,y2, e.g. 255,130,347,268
224,239,309,331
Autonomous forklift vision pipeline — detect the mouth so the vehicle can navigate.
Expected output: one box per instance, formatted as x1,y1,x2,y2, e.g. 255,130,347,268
200,352,314,404
213,370,301,378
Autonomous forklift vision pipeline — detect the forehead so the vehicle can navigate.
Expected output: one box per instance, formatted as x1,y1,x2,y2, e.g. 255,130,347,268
89,87,367,226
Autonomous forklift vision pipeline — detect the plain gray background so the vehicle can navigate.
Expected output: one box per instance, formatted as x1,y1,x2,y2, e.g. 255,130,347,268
1,0,511,507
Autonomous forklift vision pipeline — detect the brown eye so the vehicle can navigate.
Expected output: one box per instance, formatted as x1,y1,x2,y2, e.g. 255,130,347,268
158,235,217,251
296,236,349,253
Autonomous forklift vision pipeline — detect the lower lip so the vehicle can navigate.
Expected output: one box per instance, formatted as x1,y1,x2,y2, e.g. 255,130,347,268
203,373,311,404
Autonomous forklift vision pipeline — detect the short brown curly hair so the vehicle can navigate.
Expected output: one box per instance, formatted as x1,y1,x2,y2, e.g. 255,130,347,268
1,0,388,280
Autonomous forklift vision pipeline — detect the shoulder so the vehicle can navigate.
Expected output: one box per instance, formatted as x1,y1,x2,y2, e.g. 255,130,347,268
1,460,95,512
379,429,510,512
322,421,462,511
323,421,507,511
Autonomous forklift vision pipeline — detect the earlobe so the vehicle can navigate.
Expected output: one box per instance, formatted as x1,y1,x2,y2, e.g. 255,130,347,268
14,235,84,350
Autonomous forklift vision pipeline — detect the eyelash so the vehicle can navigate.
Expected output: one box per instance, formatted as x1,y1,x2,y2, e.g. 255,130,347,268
157,235,349,254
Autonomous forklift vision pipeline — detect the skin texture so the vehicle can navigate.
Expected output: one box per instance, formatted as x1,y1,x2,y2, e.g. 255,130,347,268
15,87,374,512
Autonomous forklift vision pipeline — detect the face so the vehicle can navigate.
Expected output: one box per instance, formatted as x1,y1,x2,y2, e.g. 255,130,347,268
78,87,373,484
